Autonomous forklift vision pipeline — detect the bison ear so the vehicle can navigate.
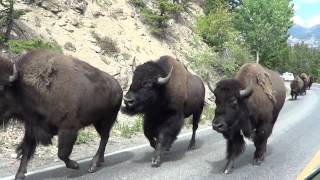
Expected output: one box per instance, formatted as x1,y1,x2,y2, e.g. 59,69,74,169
9,64,18,83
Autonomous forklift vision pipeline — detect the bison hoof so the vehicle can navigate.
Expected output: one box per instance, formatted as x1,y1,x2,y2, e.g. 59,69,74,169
88,166,98,173
223,168,233,174
151,157,161,167
66,160,79,169
15,174,25,180
188,143,196,150
253,158,264,166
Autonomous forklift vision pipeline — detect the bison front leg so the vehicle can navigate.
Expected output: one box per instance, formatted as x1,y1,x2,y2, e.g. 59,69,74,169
143,118,157,149
15,128,36,180
151,113,184,167
253,122,273,165
57,128,79,169
224,133,245,174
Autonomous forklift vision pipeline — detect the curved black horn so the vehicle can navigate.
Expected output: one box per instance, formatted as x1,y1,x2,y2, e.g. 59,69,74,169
157,66,173,85
9,64,18,82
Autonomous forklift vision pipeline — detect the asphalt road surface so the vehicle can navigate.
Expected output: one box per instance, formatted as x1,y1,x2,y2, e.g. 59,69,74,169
4,84,320,180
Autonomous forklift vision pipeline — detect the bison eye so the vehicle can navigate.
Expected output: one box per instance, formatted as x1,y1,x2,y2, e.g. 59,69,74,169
143,82,153,88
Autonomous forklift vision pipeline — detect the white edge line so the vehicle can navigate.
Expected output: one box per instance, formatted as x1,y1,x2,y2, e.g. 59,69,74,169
0,127,212,180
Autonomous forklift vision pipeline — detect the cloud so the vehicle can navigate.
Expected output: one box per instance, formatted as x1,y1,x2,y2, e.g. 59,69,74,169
292,15,320,28
292,16,305,26
293,4,299,11
308,15,320,27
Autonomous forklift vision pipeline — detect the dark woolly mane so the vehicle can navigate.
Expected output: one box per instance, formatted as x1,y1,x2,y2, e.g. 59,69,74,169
135,61,167,79
214,79,241,96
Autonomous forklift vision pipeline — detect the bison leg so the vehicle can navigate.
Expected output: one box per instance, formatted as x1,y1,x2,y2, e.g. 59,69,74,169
224,132,245,174
143,118,157,149
188,112,201,150
151,113,184,167
88,119,114,173
15,128,36,180
57,128,79,169
253,122,273,165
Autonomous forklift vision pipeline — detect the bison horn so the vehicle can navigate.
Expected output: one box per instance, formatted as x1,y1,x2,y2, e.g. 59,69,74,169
131,56,136,73
9,64,18,82
206,73,215,93
157,66,173,85
239,81,253,97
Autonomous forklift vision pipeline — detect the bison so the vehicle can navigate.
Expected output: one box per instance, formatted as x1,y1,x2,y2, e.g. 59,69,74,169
0,50,123,180
121,56,205,167
308,75,314,89
208,63,286,174
300,73,309,95
290,76,304,100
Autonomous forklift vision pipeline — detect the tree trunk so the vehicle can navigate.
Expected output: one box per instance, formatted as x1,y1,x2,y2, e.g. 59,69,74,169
256,50,260,64
4,0,14,41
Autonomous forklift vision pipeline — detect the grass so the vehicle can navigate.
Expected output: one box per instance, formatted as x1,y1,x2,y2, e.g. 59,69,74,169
91,31,119,55
114,115,143,138
75,129,96,145
5,38,62,54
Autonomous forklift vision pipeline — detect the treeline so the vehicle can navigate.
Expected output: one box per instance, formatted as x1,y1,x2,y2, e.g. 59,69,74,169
282,43,320,80
192,0,294,79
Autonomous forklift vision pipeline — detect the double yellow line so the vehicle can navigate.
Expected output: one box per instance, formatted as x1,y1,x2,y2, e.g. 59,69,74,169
296,151,320,180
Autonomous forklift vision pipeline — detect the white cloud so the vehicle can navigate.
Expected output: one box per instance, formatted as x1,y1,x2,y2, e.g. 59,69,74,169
292,16,305,26
307,15,320,27
292,15,320,28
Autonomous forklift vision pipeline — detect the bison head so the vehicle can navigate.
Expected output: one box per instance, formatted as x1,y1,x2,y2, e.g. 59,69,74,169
121,62,173,115
208,79,252,133
0,58,19,123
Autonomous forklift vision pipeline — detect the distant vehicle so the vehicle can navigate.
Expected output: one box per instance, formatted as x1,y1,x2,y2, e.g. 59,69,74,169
281,72,294,81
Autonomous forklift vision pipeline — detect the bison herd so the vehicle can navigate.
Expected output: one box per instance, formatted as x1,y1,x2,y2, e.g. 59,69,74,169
0,50,310,179
290,73,314,100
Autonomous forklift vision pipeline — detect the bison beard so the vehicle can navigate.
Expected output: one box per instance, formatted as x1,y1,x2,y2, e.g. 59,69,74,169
0,50,123,180
209,63,285,174
122,56,205,167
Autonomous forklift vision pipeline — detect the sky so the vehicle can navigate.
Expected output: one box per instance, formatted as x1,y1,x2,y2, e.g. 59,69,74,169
292,0,320,28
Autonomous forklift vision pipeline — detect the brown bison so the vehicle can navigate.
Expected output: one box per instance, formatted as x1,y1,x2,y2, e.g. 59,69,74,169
290,76,304,100
308,75,314,89
300,73,309,94
208,63,286,174
121,56,205,167
0,50,123,180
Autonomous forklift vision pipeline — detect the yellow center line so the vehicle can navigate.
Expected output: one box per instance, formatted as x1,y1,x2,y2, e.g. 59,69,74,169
296,150,320,180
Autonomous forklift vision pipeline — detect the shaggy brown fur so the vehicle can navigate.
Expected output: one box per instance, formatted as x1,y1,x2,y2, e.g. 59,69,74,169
290,76,304,100
211,63,286,174
0,50,123,180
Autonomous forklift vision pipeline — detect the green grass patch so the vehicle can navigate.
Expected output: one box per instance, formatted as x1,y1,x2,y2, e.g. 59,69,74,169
115,115,143,138
5,38,62,54
75,129,96,145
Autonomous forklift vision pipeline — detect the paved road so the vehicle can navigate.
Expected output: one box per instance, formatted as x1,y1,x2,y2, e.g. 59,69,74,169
5,84,320,180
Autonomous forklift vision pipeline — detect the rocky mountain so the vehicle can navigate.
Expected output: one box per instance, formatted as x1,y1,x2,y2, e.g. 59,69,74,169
288,24,320,47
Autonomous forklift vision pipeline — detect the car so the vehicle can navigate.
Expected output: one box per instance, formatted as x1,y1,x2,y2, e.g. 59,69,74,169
281,72,294,81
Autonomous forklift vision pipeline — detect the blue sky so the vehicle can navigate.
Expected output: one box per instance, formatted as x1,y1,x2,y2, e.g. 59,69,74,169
292,0,320,28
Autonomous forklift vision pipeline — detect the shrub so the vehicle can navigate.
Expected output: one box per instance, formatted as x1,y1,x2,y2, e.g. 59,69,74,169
5,38,62,54
91,32,119,55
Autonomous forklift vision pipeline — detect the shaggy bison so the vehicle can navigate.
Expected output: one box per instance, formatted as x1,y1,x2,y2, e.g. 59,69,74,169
300,73,309,95
208,63,286,174
121,56,205,167
0,50,123,180
308,75,314,89
290,76,304,100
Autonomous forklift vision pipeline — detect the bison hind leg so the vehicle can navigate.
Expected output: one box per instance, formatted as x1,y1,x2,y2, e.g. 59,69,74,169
188,112,201,150
88,115,116,173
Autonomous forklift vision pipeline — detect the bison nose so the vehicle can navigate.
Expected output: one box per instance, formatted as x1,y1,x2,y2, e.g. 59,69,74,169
124,95,135,107
212,121,227,132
